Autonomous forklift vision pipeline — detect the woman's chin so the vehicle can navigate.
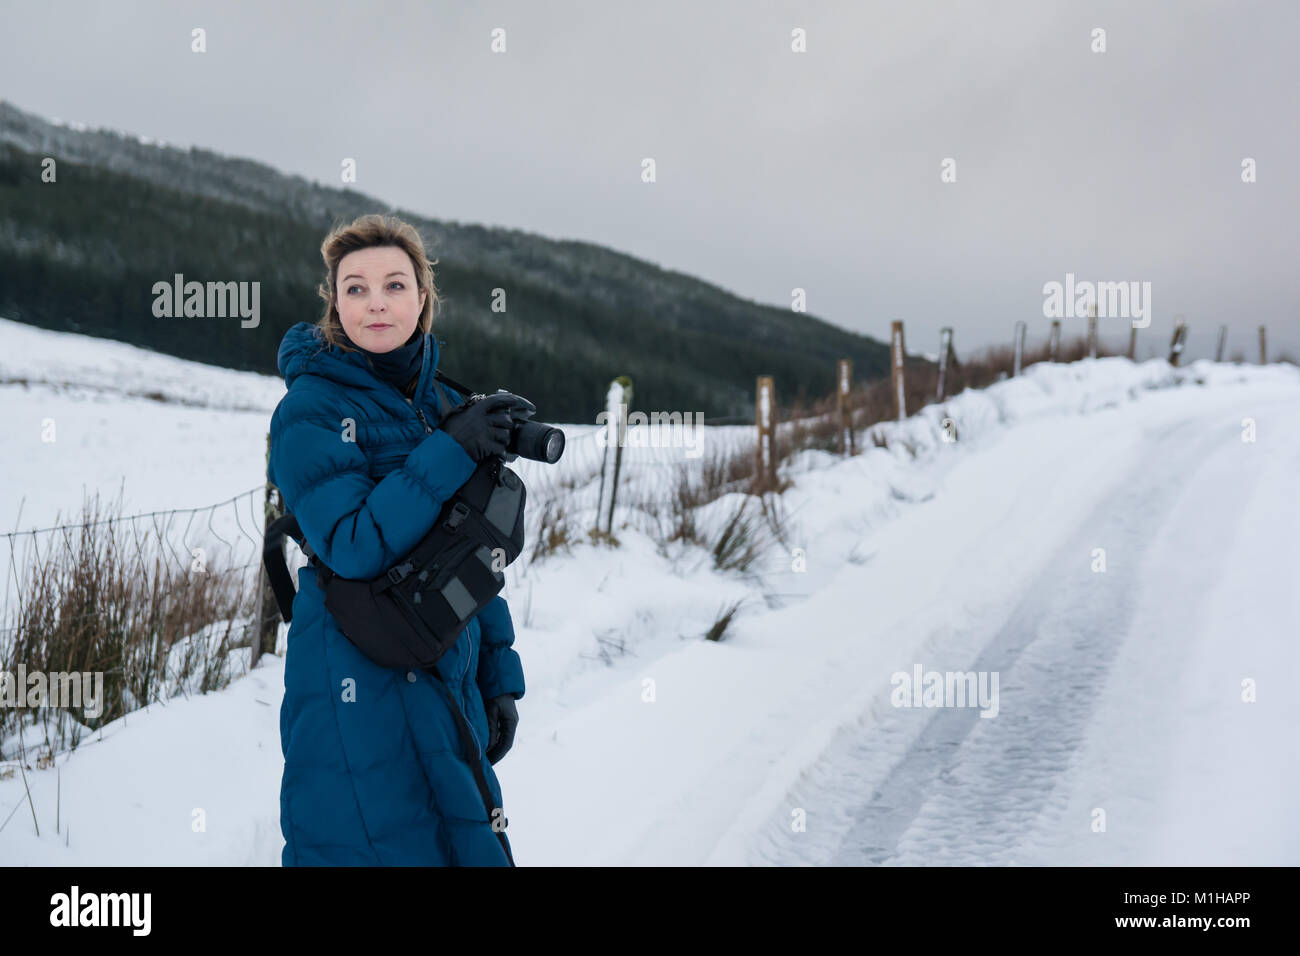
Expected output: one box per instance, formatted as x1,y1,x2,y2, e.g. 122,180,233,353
358,325,403,351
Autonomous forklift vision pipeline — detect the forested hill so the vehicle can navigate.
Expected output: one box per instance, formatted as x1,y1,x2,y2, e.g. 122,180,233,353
0,100,897,422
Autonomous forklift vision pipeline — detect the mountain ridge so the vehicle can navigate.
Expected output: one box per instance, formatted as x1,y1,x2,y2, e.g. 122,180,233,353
0,99,904,422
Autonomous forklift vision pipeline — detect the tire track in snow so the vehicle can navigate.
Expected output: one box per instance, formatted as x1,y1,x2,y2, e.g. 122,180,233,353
813,411,1259,865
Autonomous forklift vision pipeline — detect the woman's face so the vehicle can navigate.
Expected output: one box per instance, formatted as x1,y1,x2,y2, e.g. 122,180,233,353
335,246,427,353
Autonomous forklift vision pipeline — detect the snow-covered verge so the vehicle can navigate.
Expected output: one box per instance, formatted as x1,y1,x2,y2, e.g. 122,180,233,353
0,317,286,414
2,315,1297,865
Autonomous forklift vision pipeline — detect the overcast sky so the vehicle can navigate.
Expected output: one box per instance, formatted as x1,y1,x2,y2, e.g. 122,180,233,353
2,0,1297,361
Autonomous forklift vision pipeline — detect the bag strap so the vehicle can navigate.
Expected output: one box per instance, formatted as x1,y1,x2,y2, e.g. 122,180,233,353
262,513,304,623
262,511,338,622
433,368,479,401
424,661,517,866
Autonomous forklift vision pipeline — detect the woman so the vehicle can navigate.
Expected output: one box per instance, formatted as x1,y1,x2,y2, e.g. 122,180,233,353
268,214,526,866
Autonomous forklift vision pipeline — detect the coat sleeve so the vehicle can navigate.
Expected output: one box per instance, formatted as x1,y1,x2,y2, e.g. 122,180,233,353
476,595,525,702
268,396,477,580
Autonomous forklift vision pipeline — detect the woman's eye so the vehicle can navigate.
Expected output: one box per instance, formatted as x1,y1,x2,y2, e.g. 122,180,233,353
344,281,404,293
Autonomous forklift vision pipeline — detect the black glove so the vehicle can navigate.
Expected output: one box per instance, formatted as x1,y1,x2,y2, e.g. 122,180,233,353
483,693,519,764
439,393,525,462
504,392,537,422
494,391,537,463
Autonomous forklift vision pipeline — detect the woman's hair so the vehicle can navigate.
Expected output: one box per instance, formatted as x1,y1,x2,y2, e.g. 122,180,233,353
316,213,441,355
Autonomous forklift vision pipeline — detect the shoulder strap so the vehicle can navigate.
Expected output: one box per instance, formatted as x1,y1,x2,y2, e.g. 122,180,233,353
433,368,479,399
431,377,455,419
263,513,304,623
262,511,336,623
424,661,516,866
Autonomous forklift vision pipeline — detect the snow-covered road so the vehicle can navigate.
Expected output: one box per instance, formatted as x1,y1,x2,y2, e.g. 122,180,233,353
746,387,1300,866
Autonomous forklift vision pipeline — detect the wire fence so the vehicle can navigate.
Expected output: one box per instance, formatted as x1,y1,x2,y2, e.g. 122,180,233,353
0,486,266,636
0,372,887,764
0,487,269,763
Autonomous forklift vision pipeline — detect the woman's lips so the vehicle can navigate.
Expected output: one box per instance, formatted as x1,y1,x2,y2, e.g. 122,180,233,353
367,323,392,330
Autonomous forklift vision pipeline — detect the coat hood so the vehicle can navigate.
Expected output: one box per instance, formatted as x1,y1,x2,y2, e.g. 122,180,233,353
276,321,442,404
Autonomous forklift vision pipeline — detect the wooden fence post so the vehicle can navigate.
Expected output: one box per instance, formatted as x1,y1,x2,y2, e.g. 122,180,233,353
1013,321,1026,377
755,376,776,492
1216,325,1227,362
936,327,953,400
254,432,283,668
1087,304,1098,359
1128,325,1138,360
890,320,906,421
597,376,632,534
1169,316,1187,367
1259,325,1267,364
1049,320,1061,362
837,359,854,455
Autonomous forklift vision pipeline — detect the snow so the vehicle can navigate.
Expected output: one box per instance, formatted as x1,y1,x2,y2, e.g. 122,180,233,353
2,314,1298,866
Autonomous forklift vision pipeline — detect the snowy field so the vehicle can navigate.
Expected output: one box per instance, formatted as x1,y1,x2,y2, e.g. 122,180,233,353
2,315,1298,866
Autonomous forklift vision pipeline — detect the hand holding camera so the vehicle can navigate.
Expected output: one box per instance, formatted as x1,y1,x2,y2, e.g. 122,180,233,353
440,389,564,464
439,392,527,462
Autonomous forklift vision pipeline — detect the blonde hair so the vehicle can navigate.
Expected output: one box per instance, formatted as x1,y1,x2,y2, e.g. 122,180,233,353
315,213,441,355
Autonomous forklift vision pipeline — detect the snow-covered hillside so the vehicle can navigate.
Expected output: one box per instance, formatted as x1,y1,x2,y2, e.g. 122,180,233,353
2,316,1298,866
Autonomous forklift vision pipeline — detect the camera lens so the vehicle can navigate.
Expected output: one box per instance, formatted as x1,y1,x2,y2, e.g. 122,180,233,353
543,429,565,464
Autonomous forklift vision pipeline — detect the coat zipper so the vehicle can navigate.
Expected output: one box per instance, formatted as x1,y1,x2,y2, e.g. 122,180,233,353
466,703,483,758
362,343,434,434
462,623,477,748
414,405,433,435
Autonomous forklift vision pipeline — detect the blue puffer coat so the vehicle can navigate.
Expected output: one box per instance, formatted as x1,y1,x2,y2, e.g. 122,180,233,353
268,321,525,866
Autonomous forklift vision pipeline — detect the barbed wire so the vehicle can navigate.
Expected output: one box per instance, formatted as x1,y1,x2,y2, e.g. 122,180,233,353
0,486,264,540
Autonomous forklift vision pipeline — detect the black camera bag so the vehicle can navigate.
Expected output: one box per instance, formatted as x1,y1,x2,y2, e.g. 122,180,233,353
264,455,526,671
